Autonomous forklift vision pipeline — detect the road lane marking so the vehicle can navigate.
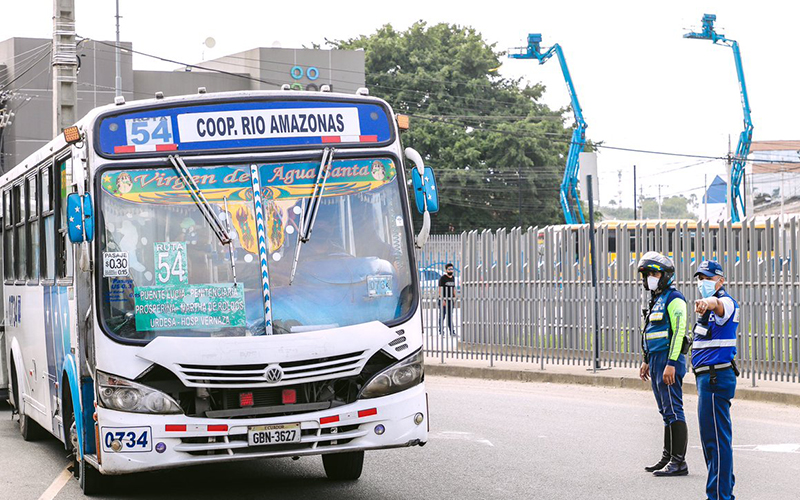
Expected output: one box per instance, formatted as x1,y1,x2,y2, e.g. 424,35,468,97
429,431,494,447
734,444,800,453
37,465,72,500
692,443,800,454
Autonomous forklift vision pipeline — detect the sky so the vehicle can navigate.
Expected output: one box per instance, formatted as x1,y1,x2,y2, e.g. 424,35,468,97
4,0,798,215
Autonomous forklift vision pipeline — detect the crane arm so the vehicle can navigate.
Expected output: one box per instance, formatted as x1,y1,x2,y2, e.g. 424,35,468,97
685,14,753,222
510,34,587,224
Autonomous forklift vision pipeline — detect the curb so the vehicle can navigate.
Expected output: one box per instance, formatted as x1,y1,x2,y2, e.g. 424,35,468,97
425,363,800,408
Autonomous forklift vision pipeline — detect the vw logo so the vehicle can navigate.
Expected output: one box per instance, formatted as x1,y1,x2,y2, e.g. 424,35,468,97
264,364,284,384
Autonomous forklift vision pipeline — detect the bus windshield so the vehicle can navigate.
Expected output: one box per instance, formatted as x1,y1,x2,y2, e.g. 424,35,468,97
98,157,415,341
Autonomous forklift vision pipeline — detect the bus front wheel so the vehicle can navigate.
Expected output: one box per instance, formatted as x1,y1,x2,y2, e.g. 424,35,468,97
69,412,105,495
322,450,364,480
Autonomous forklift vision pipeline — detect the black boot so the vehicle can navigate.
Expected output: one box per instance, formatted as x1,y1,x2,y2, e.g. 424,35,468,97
653,421,688,477
644,426,671,472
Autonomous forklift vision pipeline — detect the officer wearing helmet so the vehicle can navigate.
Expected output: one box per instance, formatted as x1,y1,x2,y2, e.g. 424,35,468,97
637,251,690,477
692,260,739,500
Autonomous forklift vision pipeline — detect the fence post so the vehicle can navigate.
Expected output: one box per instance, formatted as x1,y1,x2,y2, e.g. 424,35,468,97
587,176,601,372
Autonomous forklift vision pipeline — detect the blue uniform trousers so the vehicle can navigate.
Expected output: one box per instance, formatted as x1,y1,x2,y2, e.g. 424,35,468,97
648,350,686,425
697,369,736,500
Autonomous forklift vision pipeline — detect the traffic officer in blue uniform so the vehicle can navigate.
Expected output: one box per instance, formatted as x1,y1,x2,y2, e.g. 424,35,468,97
637,252,690,477
692,260,739,500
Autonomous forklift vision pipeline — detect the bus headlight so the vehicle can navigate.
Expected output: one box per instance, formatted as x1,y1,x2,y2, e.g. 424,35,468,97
97,371,183,414
359,349,424,399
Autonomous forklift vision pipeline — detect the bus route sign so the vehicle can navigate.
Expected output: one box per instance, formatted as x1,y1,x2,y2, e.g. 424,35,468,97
133,284,246,331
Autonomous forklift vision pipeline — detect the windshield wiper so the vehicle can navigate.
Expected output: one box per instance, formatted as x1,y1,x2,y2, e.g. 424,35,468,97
169,154,238,286
169,154,232,245
289,147,335,284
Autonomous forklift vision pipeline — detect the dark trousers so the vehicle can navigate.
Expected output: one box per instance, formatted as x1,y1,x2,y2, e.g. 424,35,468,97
439,297,454,335
697,369,737,500
648,350,686,425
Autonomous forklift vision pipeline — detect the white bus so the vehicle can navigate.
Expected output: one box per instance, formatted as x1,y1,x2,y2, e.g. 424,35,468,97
2,89,439,493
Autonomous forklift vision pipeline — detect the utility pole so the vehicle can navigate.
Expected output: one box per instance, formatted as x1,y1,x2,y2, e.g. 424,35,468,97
53,0,78,137
704,174,708,220
658,184,662,219
115,0,122,97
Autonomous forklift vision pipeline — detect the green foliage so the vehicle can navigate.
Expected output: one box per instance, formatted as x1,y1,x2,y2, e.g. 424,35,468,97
600,194,698,221
334,22,574,231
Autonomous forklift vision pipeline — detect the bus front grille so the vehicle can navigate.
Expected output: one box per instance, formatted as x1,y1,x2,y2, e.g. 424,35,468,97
173,350,368,388
175,425,363,456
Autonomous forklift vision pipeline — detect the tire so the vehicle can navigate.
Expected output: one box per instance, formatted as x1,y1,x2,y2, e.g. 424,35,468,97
69,412,105,496
322,450,365,480
10,358,46,441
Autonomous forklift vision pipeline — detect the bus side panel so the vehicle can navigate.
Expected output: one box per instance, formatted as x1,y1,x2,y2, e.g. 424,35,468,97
0,325,7,398
11,286,53,432
44,286,71,440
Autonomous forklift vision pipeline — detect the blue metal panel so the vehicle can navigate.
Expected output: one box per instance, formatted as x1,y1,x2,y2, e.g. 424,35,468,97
96,99,393,157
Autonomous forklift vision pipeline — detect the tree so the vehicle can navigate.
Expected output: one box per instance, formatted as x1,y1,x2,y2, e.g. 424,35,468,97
334,22,575,232
639,195,698,219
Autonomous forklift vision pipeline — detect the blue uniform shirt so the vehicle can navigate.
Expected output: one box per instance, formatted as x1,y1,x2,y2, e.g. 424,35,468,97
691,287,739,368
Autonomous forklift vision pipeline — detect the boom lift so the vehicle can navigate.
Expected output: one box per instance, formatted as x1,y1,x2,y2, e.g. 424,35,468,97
509,34,587,224
685,14,753,223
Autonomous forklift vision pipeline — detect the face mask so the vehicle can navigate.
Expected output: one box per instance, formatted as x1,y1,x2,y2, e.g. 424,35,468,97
698,280,717,298
647,276,660,291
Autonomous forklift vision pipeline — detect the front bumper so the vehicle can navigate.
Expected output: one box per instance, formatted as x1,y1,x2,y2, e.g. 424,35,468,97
96,383,428,475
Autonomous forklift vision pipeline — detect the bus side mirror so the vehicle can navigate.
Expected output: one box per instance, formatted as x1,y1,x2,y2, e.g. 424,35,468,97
411,166,439,214
66,193,95,243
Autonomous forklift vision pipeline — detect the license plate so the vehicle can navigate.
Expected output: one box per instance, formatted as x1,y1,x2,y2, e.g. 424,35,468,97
248,423,301,446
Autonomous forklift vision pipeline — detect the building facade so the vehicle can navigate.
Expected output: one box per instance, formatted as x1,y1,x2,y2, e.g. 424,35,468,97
0,37,365,171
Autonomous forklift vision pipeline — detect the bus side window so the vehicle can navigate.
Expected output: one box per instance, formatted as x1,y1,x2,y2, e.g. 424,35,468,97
41,165,55,281
56,157,74,281
27,174,40,282
3,190,12,282
13,183,26,281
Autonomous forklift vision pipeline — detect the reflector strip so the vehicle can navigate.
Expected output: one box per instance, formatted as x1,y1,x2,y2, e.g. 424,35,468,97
320,415,339,425
358,408,377,418
165,425,186,432
321,135,379,144
207,425,228,432
114,144,178,153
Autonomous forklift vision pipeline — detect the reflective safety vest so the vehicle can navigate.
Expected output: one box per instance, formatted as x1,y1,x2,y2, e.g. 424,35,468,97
644,288,680,354
691,288,739,368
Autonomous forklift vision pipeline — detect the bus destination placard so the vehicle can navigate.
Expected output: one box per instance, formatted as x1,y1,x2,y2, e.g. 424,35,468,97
97,100,393,156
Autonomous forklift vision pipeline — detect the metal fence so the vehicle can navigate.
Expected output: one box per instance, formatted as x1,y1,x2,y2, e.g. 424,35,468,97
417,219,800,385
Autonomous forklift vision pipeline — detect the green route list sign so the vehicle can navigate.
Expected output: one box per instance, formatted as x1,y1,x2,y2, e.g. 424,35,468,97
134,284,246,331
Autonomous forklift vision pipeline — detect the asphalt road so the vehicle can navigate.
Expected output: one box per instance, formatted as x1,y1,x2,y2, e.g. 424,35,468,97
1,375,799,500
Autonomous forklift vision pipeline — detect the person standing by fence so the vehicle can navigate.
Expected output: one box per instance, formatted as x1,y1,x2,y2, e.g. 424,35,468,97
637,252,690,477
438,263,456,336
692,260,739,500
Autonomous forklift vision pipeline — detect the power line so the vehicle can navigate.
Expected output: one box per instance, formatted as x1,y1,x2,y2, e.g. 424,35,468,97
0,48,52,91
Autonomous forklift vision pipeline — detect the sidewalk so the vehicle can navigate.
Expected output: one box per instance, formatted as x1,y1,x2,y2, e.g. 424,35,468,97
424,354,800,407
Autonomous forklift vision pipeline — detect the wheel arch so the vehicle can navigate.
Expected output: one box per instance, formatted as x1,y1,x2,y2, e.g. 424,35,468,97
61,354,84,457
